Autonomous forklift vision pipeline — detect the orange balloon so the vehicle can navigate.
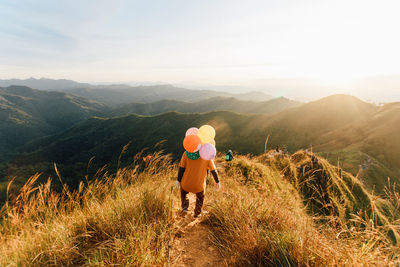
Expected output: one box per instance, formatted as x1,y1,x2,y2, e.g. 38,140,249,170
183,135,201,153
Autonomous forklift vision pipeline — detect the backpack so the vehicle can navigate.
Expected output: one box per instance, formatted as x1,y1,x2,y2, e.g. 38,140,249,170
226,151,233,161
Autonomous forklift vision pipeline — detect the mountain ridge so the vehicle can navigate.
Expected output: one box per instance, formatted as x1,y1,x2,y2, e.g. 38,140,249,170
111,96,301,116
0,78,274,105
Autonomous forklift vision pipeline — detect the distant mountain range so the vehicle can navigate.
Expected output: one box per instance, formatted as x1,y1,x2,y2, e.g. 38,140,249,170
0,84,296,168
66,86,274,106
0,78,92,91
3,94,398,194
111,96,301,117
0,78,274,105
0,84,296,159
0,81,398,195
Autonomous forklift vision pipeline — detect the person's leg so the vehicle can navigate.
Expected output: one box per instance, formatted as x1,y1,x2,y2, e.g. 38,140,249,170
194,191,205,217
180,188,189,211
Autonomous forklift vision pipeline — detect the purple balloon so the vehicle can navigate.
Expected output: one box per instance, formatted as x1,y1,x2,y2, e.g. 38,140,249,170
199,143,216,160
185,127,199,137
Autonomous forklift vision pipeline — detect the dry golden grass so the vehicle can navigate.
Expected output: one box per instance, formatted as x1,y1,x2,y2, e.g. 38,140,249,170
204,155,400,266
0,151,399,266
0,152,175,266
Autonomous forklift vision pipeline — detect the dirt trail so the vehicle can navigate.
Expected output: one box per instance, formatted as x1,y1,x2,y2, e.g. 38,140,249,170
169,192,227,267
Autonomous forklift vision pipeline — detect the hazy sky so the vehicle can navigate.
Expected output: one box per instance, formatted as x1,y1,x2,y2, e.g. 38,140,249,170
1,0,400,101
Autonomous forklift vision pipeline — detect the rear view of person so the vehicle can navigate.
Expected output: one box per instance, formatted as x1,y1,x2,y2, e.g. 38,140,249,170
175,151,221,218
226,150,233,161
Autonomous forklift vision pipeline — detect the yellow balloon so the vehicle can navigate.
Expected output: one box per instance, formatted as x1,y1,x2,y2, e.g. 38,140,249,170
198,125,215,143
210,140,216,146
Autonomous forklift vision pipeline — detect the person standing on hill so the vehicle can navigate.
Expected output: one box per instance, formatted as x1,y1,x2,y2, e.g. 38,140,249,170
175,151,221,218
226,150,233,161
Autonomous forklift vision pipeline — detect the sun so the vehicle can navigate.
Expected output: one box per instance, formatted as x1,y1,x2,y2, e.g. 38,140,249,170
310,69,358,88
295,55,368,88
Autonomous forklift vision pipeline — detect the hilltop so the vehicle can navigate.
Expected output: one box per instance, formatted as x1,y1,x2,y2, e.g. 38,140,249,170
0,151,399,265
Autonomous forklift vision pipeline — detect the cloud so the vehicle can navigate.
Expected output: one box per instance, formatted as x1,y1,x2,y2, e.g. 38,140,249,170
0,0,399,102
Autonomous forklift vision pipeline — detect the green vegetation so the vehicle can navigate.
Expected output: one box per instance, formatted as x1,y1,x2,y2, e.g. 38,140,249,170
317,102,400,183
0,86,108,161
319,149,396,193
0,84,289,163
5,111,270,191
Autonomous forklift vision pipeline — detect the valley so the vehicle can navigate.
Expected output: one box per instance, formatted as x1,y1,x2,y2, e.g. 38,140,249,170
0,80,399,199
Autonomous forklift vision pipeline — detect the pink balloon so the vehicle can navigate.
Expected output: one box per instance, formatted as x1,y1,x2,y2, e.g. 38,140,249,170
199,143,216,160
185,127,199,137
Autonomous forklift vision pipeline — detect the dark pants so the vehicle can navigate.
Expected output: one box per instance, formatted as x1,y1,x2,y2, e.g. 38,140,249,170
180,188,205,216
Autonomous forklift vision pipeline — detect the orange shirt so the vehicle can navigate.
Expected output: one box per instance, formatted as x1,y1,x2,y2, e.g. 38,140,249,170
179,152,216,193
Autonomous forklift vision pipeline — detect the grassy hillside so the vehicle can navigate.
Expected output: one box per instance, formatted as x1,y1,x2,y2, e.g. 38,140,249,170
254,95,400,191
0,153,173,266
0,86,108,161
111,96,301,116
316,102,400,190
259,151,398,233
318,102,400,166
0,152,399,265
208,153,400,265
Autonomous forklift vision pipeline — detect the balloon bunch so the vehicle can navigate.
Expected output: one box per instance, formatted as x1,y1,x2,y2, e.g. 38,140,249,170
183,125,216,160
